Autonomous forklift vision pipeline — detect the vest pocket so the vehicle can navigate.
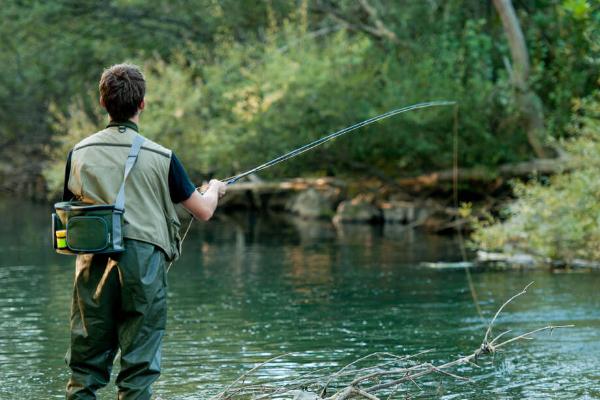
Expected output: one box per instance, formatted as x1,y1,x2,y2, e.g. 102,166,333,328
66,216,110,252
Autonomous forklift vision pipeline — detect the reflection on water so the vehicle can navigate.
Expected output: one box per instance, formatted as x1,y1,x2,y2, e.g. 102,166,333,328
0,200,599,399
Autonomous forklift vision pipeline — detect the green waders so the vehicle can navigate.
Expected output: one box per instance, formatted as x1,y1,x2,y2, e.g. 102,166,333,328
65,239,167,400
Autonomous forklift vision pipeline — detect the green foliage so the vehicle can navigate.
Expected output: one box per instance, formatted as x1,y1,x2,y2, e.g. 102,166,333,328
472,87,600,261
0,1,598,197
527,0,600,137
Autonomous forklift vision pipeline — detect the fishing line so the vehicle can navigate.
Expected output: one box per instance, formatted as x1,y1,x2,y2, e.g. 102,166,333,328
167,100,456,272
452,104,484,322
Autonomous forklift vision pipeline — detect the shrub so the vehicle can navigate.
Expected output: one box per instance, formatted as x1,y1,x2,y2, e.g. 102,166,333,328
472,87,600,262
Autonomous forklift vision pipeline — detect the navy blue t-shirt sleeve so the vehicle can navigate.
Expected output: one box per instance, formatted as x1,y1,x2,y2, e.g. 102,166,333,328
62,150,75,201
168,153,196,203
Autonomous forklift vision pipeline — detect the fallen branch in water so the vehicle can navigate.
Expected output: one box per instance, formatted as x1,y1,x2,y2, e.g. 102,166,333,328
209,282,573,400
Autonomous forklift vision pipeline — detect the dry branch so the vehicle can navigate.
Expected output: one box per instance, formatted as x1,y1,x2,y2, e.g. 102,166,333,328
211,283,572,399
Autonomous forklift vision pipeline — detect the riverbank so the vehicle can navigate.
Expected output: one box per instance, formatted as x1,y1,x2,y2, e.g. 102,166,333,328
11,171,507,233
218,176,502,233
220,177,600,270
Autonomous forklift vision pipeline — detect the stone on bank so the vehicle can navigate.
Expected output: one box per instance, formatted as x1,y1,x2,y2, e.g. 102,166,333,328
333,195,381,223
286,187,342,219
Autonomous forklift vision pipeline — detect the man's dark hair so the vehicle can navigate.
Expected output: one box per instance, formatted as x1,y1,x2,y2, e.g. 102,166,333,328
99,63,145,122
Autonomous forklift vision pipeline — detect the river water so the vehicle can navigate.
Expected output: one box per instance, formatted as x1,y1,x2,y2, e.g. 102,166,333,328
0,200,598,399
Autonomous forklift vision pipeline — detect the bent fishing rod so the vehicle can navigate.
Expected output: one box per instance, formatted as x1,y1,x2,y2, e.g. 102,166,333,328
222,100,455,185
168,100,456,272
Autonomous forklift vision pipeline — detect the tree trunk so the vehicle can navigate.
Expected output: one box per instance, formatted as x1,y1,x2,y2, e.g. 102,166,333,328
493,0,548,158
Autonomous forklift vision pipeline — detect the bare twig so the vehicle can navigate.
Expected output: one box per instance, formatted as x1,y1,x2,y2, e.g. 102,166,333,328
490,329,512,346
322,350,432,396
209,353,293,400
210,284,572,399
493,325,574,350
483,281,534,344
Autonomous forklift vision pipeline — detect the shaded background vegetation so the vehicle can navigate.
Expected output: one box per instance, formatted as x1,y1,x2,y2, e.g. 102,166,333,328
0,0,597,198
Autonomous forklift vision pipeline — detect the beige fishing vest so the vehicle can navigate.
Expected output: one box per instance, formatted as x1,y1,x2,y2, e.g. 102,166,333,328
68,126,182,261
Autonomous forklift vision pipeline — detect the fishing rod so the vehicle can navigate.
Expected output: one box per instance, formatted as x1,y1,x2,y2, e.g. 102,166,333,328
168,100,456,272
222,100,455,185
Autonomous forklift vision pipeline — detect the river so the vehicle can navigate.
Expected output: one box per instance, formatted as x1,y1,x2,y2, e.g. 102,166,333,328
0,200,598,399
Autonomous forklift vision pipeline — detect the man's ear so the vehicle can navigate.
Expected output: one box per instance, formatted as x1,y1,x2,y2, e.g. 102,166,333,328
99,97,105,108
139,99,145,111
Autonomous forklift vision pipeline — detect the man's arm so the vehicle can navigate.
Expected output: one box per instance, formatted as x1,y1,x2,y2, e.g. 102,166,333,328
168,153,226,221
181,180,226,221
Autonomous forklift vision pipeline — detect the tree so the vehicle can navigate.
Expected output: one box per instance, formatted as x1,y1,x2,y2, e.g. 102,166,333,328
493,0,548,158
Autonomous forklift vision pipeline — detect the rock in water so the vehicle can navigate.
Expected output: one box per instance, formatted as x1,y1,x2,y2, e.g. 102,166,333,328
286,188,338,219
333,196,381,223
380,200,430,224
422,261,475,269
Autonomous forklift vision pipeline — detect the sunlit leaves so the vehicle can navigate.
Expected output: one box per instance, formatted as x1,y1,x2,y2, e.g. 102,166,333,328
473,89,600,261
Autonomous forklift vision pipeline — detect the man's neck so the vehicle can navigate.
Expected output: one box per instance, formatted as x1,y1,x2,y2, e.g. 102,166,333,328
107,119,139,132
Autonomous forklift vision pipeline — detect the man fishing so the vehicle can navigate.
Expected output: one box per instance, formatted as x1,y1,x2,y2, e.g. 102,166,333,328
61,63,226,399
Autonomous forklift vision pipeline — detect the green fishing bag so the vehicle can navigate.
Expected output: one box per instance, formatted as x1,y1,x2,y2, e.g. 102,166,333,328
52,134,145,255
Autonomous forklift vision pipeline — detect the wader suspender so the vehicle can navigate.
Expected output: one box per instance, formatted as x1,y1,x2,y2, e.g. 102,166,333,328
112,134,145,251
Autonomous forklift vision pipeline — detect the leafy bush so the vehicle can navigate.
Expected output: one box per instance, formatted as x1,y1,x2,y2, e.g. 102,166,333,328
472,87,600,261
